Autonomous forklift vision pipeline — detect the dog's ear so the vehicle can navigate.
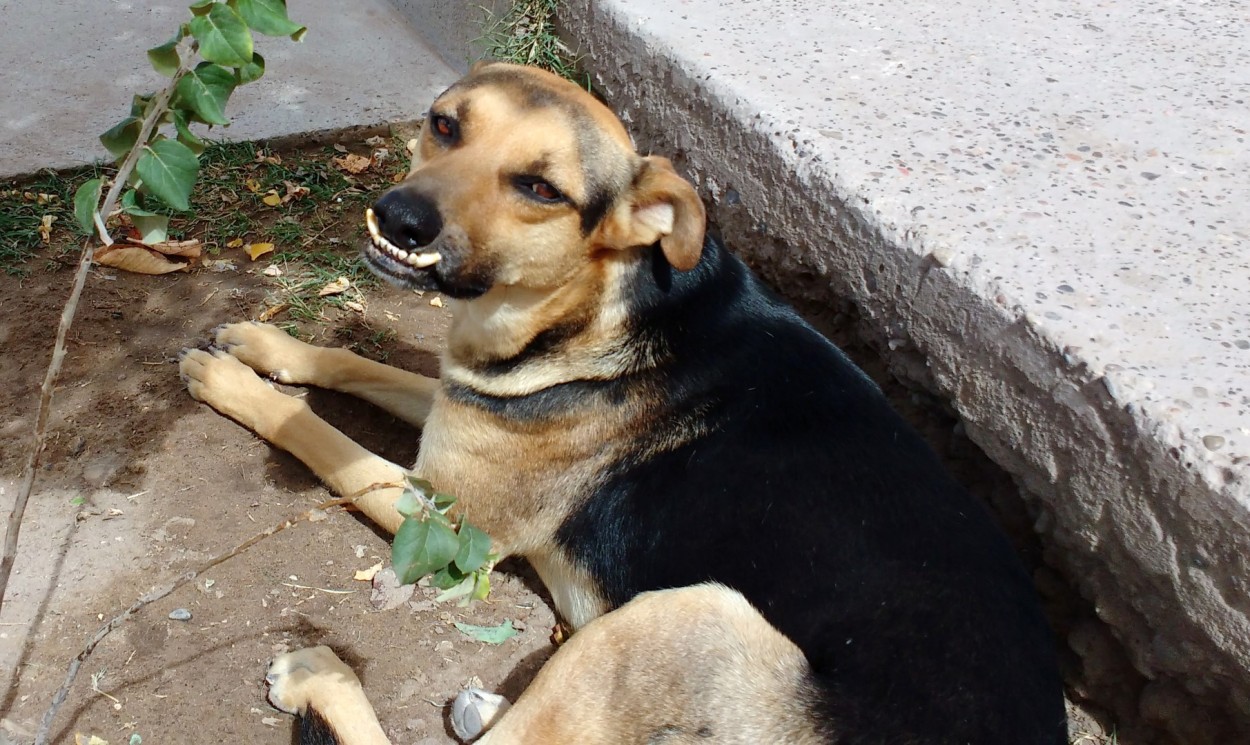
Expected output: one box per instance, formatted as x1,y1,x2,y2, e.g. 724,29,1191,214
598,156,707,271
469,59,497,75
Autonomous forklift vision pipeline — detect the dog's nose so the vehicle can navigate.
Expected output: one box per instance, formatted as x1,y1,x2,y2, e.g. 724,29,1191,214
372,189,443,250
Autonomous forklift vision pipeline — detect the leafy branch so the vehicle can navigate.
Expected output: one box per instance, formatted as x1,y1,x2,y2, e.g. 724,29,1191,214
392,476,497,606
0,0,304,622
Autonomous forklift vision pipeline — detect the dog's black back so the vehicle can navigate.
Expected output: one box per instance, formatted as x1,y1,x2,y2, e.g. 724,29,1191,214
555,237,1065,744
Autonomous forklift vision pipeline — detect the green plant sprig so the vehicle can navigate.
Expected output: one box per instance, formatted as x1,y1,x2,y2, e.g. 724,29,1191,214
73,0,306,246
392,475,497,606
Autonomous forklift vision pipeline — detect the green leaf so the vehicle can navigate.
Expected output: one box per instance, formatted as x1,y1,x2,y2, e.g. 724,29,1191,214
133,213,170,244
189,0,216,17
135,139,200,211
147,33,183,77
432,492,457,513
453,520,492,574
129,93,156,118
174,63,236,126
189,2,253,67
73,178,103,236
471,570,491,601
453,620,517,645
405,475,435,496
429,564,466,590
121,189,163,217
236,52,265,84
232,0,305,39
394,489,423,519
173,111,207,155
435,575,476,604
100,116,143,161
392,516,460,585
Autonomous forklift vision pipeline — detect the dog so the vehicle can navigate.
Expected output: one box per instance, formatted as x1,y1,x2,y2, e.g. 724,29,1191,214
180,61,1065,744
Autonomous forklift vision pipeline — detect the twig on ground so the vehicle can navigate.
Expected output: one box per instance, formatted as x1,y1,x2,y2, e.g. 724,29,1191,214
34,496,354,745
0,39,194,619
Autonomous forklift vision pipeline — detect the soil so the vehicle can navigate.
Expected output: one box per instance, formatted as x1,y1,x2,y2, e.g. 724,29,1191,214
0,161,1117,744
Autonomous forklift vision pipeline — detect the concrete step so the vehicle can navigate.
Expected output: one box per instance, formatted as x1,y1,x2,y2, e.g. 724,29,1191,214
0,0,459,179
558,0,1250,737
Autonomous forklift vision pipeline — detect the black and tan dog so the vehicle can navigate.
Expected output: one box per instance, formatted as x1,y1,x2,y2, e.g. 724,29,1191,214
180,62,1065,744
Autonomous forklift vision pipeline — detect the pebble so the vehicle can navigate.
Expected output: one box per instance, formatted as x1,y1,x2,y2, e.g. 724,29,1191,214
168,608,192,621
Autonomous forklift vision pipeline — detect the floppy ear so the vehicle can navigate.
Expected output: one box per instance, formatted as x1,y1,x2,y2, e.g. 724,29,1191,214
597,156,707,271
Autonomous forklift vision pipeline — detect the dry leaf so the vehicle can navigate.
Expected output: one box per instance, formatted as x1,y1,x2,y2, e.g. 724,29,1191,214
206,259,237,272
95,245,188,275
74,735,109,745
318,276,352,296
429,296,444,308
254,150,281,165
147,238,201,258
226,237,244,249
261,191,282,207
262,264,283,277
281,180,310,204
354,561,383,582
384,311,400,322
257,303,288,322
331,154,372,174
246,242,275,260
344,300,365,313
365,135,386,147
332,143,349,153
244,178,262,193
405,138,419,155
39,214,56,243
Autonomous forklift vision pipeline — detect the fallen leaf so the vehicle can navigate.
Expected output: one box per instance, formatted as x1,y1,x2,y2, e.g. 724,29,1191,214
318,276,351,296
262,264,282,277
331,154,372,174
281,180,310,204
405,138,419,155
257,303,288,322
226,237,244,249
354,561,383,582
365,135,386,147
429,296,444,308
391,173,404,183
39,214,56,243
146,238,201,258
95,245,188,275
245,242,274,260
74,735,110,745
244,178,262,193
454,620,518,645
261,717,280,727
344,300,365,313
332,143,349,153
384,311,400,322
261,191,282,207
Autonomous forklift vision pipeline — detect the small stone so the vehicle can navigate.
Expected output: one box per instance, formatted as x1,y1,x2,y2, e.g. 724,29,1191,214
168,608,192,621
1202,435,1225,452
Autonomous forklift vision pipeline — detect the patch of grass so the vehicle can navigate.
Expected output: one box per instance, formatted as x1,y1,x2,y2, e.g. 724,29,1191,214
480,0,587,85
270,244,378,323
0,168,96,275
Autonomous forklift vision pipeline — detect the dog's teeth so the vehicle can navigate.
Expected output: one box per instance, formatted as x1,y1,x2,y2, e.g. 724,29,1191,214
412,252,442,268
364,208,381,240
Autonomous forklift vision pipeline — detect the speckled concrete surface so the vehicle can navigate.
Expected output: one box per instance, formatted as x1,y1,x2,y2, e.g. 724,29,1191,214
561,0,1250,736
0,0,457,179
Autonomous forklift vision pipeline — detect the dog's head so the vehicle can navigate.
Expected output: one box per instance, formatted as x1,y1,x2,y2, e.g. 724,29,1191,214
363,62,706,300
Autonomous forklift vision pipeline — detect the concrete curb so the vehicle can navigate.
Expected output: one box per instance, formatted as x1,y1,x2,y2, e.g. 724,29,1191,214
560,0,1250,739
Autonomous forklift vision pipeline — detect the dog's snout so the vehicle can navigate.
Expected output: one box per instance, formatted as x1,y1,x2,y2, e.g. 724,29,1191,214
373,189,443,250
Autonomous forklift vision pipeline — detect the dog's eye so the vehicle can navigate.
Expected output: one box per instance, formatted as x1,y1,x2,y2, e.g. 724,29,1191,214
430,114,457,142
516,177,565,204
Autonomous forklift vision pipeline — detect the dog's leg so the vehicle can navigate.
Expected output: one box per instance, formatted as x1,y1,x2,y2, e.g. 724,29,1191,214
180,347,407,534
212,321,438,428
460,584,825,744
267,646,391,745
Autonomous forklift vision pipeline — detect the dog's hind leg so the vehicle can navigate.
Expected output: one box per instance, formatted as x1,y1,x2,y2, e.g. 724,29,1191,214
464,583,828,745
180,347,408,534
212,321,438,427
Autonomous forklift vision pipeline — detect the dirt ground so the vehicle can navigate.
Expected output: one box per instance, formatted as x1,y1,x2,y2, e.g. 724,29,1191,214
0,155,1121,743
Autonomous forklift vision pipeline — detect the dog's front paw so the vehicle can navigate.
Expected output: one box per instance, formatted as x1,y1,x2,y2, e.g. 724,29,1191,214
213,321,322,385
180,347,285,425
266,646,361,715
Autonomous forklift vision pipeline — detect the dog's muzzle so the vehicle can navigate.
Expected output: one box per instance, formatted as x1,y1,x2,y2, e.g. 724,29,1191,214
362,188,443,286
